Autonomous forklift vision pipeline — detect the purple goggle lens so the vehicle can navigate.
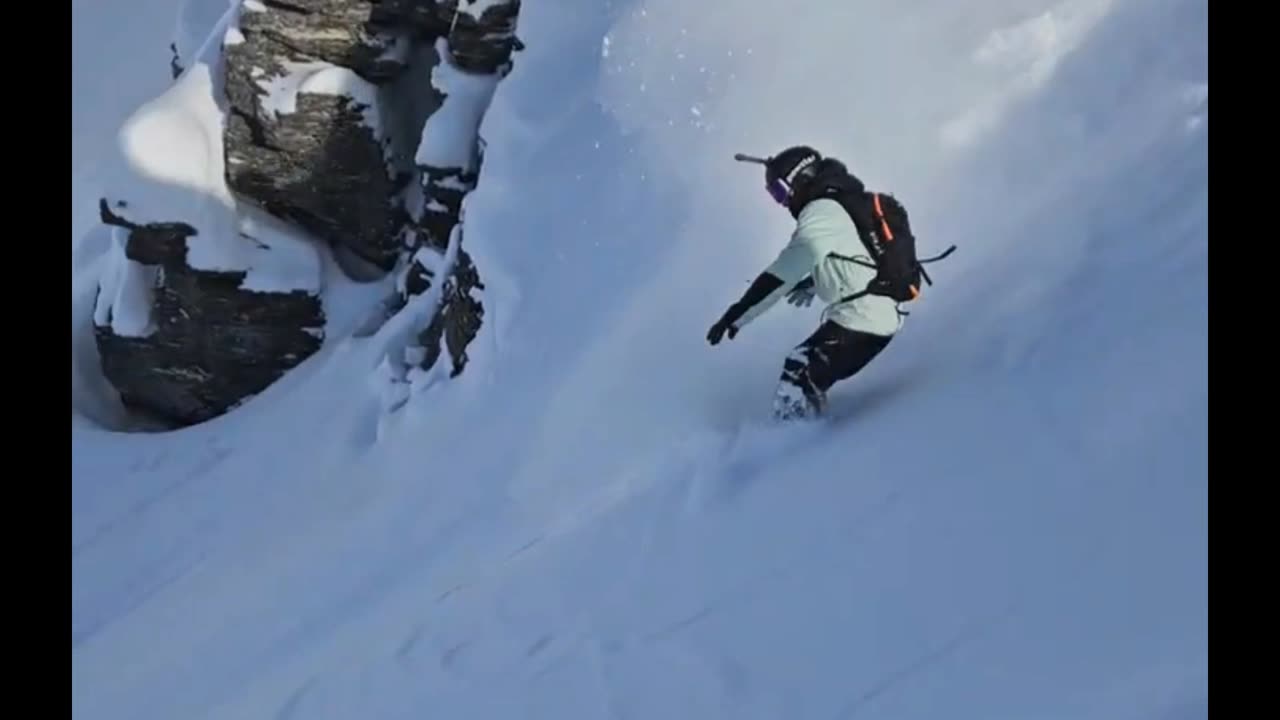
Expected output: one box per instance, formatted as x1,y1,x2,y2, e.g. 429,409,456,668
766,178,789,204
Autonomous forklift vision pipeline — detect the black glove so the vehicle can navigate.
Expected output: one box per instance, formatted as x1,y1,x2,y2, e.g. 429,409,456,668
707,272,785,346
706,317,739,345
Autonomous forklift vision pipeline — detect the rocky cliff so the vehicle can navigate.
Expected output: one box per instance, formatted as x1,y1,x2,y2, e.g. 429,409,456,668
91,0,522,427
94,200,325,426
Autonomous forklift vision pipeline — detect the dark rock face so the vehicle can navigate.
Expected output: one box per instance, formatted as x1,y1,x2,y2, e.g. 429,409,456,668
385,2,524,383
224,92,410,271
93,201,324,427
372,0,524,74
401,163,485,377
417,247,484,376
247,0,410,80
422,169,476,250
223,0,428,271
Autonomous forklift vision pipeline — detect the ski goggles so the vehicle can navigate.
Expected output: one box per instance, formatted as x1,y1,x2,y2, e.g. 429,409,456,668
732,153,790,204
766,177,790,204
768,161,820,205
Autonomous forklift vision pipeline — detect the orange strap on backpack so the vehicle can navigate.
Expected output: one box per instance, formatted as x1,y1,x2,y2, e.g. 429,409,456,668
873,193,895,242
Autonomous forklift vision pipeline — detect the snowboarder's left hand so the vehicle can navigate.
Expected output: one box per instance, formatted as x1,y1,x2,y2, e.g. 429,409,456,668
786,284,814,307
786,276,815,307
706,317,738,345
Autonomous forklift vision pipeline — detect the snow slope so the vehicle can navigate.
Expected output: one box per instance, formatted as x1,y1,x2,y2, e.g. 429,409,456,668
72,0,1207,718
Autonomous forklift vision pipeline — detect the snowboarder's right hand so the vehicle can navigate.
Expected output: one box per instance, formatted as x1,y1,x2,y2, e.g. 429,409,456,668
706,317,738,345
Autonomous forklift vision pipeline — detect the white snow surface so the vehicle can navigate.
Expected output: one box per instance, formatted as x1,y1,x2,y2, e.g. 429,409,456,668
256,59,386,166
415,38,500,170
92,226,158,337
231,206,324,294
115,51,235,228
72,0,185,246
172,0,235,67
73,0,1207,719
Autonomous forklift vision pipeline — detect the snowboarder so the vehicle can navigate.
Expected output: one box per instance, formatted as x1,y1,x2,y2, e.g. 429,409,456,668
706,145,951,421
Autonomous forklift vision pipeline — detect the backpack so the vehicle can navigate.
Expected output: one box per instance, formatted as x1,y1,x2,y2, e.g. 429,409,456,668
826,188,956,305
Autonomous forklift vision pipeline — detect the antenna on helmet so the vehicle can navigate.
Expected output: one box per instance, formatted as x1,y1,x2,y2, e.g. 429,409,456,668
733,153,770,166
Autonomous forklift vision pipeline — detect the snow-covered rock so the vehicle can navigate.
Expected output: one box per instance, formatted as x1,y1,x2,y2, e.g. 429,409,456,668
392,34,512,382
372,0,524,74
417,244,485,377
217,1,520,275
411,36,501,257
94,200,324,427
92,4,325,427
223,0,427,271
221,0,522,385
90,0,523,427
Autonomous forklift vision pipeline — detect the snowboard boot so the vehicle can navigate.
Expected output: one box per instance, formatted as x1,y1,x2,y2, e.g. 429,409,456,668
772,376,825,421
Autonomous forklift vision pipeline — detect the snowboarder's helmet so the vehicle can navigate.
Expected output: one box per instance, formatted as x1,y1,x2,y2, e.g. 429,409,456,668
765,146,822,204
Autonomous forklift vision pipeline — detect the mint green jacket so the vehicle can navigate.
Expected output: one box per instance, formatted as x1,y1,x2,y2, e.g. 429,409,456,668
735,198,904,337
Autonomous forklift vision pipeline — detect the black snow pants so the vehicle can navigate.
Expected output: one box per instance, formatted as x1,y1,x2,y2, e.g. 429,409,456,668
773,320,893,419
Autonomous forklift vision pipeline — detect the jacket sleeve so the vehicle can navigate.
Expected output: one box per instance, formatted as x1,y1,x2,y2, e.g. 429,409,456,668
728,216,825,328
717,272,786,329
